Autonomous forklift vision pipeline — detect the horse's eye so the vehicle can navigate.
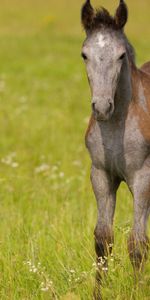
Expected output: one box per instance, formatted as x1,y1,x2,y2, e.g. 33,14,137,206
81,53,88,60
119,53,126,60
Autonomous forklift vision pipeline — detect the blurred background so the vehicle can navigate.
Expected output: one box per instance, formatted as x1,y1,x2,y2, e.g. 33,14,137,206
0,1,149,299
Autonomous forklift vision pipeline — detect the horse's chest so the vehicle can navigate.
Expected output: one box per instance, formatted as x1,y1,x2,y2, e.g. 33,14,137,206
86,118,148,178
86,121,124,172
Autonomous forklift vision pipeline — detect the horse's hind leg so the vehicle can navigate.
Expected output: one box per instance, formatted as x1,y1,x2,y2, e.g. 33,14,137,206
91,165,119,299
128,159,150,271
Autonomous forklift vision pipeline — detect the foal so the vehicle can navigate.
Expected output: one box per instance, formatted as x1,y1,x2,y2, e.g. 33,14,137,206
81,0,150,294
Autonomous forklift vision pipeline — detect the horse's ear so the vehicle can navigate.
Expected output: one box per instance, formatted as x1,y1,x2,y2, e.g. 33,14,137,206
81,0,95,33
114,0,128,29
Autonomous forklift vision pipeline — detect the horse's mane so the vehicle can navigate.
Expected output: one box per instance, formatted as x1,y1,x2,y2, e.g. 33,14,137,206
124,36,136,65
93,8,116,29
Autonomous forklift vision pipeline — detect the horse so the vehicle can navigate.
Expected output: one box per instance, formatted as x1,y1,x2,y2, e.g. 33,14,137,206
81,0,150,298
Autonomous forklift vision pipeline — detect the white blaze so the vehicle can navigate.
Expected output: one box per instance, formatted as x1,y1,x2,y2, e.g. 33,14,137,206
97,34,107,48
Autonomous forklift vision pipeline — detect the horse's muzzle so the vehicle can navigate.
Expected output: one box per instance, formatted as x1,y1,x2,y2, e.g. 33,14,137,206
92,100,114,121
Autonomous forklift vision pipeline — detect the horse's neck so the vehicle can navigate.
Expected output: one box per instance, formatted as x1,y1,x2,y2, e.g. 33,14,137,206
113,58,133,120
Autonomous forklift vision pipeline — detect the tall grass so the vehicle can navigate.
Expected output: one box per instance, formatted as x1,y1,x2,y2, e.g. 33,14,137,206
0,1,149,299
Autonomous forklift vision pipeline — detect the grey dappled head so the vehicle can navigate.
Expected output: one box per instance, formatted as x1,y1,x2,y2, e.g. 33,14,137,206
81,0,129,121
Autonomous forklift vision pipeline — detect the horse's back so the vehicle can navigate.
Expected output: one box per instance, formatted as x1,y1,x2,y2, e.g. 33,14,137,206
140,61,150,74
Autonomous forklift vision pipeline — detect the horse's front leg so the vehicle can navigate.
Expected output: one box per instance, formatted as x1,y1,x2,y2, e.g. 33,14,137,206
128,157,150,272
91,165,119,299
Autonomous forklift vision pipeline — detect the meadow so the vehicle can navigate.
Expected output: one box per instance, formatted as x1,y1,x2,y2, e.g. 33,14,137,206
0,0,150,299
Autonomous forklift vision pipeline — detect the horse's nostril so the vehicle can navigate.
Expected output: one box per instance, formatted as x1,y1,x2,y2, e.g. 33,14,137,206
109,102,112,111
107,101,113,114
92,103,96,112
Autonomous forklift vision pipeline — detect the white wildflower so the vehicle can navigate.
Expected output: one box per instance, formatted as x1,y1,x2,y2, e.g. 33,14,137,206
41,287,49,292
1,152,19,168
75,277,80,282
24,260,32,266
11,162,19,168
59,172,65,178
24,259,54,293
35,164,49,174
33,267,38,273
98,257,105,265
102,267,108,271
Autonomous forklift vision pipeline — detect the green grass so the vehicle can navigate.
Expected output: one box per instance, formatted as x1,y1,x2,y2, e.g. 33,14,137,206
0,0,149,299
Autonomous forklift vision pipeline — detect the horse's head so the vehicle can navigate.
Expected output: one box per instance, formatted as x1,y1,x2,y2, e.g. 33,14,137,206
81,0,129,121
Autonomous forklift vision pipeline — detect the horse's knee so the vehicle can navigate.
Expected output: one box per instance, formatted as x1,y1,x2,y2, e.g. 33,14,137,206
94,225,114,258
128,232,149,270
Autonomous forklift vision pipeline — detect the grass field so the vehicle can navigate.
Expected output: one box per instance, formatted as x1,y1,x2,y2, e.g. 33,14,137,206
0,0,150,299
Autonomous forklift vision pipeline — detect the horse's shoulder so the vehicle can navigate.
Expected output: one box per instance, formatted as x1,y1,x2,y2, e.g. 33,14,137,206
140,61,150,75
138,64,150,95
85,114,96,141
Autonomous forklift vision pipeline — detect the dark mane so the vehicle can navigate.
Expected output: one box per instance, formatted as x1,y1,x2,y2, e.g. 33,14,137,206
93,8,117,30
124,36,136,65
